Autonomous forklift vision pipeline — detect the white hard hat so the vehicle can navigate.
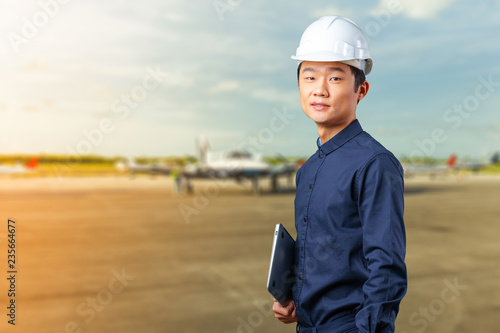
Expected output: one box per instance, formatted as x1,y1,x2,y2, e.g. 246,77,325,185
292,16,373,75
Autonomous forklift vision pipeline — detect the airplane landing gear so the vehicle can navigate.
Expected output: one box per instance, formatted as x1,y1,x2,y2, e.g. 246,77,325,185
252,177,260,195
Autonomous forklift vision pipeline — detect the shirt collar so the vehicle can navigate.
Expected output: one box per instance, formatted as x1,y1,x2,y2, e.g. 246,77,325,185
317,119,363,155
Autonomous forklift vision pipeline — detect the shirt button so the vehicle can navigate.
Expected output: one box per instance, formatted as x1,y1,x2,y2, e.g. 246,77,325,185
309,184,312,189
303,217,307,222
300,247,304,252
299,275,302,280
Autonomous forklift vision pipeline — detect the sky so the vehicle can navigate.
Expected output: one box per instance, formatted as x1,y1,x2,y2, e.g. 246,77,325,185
0,0,499,160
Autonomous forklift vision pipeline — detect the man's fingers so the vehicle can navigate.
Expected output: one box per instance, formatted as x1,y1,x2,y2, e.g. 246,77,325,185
290,307,297,319
275,313,291,323
273,299,298,324
275,313,295,324
285,300,295,312
273,300,292,316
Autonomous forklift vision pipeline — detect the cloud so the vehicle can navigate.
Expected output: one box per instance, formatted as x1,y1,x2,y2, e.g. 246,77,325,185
21,60,47,72
207,80,240,94
250,88,297,105
375,0,457,20
22,99,54,112
162,11,188,23
309,6,354,19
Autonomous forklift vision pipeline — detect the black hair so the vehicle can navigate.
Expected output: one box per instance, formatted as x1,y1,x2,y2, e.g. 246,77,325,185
297,61,366,93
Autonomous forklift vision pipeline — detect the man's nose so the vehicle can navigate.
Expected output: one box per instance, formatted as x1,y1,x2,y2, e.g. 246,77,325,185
313,79,329,97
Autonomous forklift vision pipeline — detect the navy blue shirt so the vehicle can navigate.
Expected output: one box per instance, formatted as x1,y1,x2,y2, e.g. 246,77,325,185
293,120,407,332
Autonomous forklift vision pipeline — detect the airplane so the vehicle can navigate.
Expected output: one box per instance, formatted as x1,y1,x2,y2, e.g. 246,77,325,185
182,136,298,194
0,157,39,174
116,157,172,177
453,152,499,173
402,152,499,178
402,154,457,179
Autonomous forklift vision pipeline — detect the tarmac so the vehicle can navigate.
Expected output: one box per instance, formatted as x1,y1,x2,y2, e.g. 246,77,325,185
0,174,498,332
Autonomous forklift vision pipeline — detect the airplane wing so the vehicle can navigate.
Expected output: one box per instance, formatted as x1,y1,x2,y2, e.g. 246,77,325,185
117,157,171,175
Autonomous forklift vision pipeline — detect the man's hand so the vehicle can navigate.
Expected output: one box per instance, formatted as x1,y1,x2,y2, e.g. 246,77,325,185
272,299,298,324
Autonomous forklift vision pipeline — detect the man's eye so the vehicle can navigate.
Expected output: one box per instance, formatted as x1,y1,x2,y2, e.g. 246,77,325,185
330,77,341,81
305,77,315,80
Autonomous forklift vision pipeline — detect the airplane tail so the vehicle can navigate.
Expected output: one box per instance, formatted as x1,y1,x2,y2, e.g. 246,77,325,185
446,154,457,168
25,157,39,170
197,135,210,165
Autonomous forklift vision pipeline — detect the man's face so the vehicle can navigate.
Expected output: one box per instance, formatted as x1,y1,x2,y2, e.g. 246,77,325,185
298,61,367,131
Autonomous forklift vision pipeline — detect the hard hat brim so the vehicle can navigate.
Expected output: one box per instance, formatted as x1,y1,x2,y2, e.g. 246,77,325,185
291,50,354,62
291,53,372,75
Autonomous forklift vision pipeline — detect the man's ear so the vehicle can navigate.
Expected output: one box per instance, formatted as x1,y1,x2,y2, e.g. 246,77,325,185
357,81,369,102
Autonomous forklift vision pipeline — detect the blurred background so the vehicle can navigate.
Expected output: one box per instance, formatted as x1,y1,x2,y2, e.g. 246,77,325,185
0,0,499,332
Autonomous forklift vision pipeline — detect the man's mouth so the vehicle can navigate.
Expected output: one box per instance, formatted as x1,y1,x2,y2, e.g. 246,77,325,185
311,103,330,111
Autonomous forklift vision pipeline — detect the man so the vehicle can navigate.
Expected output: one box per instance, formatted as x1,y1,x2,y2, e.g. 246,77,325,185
272,16,407,332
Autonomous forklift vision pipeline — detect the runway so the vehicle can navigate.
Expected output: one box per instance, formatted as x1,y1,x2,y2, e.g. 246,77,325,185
0,175,498,332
